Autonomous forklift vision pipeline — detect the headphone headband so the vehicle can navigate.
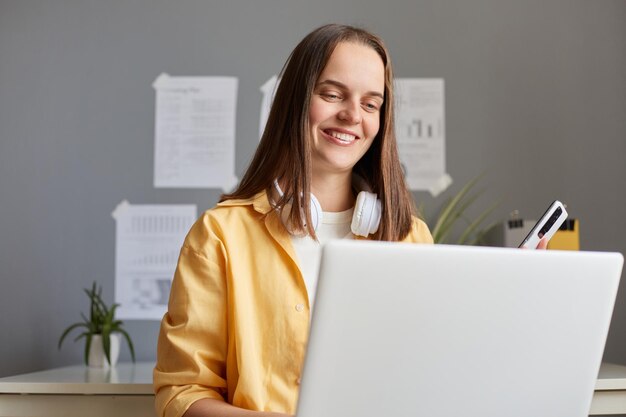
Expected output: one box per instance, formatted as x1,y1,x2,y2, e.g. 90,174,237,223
273,176,381,237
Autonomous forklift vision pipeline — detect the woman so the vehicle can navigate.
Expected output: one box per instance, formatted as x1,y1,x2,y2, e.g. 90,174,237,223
154,23,433,417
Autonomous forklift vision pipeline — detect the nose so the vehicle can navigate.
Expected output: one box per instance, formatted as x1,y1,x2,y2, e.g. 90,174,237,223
337,100,362,125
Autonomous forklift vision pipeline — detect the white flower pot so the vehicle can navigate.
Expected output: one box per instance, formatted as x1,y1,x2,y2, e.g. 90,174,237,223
88,334,120,368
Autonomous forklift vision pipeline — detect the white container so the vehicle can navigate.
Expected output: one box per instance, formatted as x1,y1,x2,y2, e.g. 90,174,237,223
88,334,120,368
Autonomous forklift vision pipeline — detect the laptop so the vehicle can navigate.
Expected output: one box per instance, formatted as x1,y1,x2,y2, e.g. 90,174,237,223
297,241,623,417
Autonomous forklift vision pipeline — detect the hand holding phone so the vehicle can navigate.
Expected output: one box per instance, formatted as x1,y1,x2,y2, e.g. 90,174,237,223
519,200,568,249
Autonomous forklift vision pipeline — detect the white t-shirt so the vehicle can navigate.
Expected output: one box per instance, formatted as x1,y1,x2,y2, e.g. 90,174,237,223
291,208,354,308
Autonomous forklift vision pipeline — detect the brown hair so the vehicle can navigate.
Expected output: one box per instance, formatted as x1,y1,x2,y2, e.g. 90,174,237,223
221,23,415,241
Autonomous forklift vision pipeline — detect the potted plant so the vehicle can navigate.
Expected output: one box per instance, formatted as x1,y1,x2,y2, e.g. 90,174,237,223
58,282,135,367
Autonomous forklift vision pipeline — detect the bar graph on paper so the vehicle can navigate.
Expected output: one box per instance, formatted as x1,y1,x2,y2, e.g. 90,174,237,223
405,117,443,140
112,202,197,319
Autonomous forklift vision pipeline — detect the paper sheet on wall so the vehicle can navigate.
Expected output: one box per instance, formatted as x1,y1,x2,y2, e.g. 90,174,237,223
153,73,238,190
112,200,197,320
395,78,452,196
259,75,279,139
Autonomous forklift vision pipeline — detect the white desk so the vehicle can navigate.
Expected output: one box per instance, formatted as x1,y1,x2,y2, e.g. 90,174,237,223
591,362,626,415
0,362,155,417
2,362,626,416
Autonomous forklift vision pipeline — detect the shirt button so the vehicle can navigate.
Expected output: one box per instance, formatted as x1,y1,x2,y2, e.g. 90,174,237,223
295,303,305,312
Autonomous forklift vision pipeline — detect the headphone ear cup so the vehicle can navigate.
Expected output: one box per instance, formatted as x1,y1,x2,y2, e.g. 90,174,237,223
309,193,323,233
279,193,323,235
351,191,381,237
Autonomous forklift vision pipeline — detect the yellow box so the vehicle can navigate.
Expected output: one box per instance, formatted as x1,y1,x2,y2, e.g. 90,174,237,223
547,219,580,250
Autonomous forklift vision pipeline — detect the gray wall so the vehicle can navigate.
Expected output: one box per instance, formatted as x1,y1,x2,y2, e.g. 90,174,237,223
1,0,625,378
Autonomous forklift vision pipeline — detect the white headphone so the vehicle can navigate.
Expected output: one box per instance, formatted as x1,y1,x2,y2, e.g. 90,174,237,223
273,175,381,237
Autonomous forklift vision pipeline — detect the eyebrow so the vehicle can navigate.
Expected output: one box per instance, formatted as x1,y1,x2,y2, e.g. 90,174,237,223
316,79,384,100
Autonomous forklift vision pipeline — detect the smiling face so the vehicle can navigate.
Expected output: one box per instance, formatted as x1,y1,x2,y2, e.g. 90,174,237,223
309,41,385,177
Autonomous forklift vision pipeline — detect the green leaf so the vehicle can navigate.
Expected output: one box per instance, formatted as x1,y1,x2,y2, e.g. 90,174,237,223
84,333,92,366
457,200,501,245
116,328,136,363
436,191,483,244
58,323,88,350
431,174,484,243
104,304,119,326
466,221,500,246
102,330,111,365
73,331,89,342
427,173,503,246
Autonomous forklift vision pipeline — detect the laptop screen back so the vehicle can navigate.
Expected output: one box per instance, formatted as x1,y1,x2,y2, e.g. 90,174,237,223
297,242,623,417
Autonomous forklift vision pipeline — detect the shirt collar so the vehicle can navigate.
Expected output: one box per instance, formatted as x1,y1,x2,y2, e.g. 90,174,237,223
216,190,273,215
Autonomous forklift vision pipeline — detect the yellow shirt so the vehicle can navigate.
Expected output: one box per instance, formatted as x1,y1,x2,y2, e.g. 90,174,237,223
153,191,433,417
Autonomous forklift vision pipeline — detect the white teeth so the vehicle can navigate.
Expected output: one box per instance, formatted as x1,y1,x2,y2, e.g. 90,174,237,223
329,131,356,142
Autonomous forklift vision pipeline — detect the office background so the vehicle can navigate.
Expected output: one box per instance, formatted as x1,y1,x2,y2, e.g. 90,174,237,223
0,0,625,378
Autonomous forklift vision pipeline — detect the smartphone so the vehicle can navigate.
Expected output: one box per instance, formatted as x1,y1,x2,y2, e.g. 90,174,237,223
519,200,568,249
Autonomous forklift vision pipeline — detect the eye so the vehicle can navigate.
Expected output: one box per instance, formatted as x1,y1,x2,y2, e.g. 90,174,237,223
326,94,339,99
320,90,342,101
362,101,381,113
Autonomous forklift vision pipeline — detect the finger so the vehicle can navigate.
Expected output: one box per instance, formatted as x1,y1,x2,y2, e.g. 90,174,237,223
536,237,548,250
